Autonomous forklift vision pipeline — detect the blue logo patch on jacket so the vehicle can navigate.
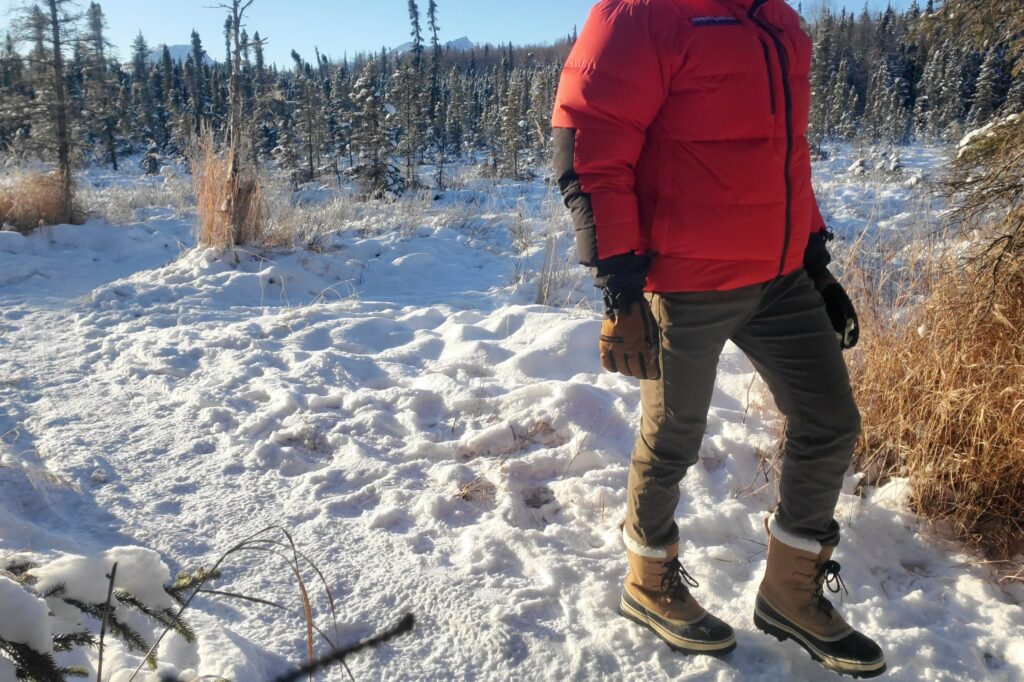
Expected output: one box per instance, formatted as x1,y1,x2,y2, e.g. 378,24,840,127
691,16,741,26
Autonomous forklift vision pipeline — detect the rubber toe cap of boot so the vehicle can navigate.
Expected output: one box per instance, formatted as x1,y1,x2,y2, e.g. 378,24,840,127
839,630,885,669
691,613,736,647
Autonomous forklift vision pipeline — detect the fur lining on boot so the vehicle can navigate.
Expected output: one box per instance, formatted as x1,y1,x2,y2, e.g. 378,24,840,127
622,528,670,559
768,515,824,555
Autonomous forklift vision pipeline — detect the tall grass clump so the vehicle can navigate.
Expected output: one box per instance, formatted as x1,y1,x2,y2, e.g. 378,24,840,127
851,115,1024,572
189,129,267,249
0,171,78,232
852,255,1024,563
535,194,576,306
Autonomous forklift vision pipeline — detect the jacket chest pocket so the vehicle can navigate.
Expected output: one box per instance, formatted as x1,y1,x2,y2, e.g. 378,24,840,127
663,26,776,141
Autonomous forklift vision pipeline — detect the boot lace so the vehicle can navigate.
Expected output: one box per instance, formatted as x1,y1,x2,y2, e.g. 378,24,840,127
660,558,699,601
812,560,848,614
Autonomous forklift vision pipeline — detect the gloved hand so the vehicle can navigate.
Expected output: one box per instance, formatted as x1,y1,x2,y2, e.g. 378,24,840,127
811,269,859,350
600,289,661,380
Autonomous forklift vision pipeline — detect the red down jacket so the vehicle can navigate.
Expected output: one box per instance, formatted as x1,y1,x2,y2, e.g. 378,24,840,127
552,0,829,293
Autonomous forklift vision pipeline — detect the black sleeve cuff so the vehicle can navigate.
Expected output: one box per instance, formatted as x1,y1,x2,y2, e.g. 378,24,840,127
804,227,834,277
594,252,651,293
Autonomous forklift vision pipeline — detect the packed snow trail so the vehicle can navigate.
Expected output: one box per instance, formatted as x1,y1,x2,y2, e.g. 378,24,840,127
1,156,1022,681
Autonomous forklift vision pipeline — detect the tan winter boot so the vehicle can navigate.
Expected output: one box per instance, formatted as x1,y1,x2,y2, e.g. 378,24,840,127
618,533,736,656
755,516,886,678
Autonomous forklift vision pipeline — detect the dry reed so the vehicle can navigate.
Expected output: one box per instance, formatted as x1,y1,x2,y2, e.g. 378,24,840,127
189,130,267,249
847,116,1024,571
0,171,76,232
850,241,1024,567
535,194,575,306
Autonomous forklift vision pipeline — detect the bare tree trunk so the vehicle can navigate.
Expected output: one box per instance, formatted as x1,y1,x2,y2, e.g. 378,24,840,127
106,127,118,171
306,93,314,181
46,0,72,223
224,0,255,245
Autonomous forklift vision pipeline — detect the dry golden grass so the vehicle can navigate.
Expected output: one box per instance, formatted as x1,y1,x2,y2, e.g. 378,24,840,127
846,114,1024,572
0,171,75,232
76,174,193,226
849,240,1024,568
189,130,266,249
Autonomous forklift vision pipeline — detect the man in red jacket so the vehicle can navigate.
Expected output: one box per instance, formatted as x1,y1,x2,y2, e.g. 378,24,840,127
552,0,884,677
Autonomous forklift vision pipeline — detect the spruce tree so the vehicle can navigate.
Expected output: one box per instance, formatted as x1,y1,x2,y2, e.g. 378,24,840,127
13,0,77,223
81,2,122,168
808,9,837,144
391,57,425,186
272,122,302,186
527,66,556,154
349,59,403,198
1004,71,1024,115
862,63,891,141
968,46,1004,126
426,0,447,189
407,0,424,70
156,44,180,152
290,51,320,182
129,32,155,148
186,30,207,136
444,67,465,159
497,70,529,178
0,32,30,153
885,76,912,144
426,0,441,115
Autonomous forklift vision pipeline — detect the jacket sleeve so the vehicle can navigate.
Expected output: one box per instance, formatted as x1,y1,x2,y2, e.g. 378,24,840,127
551,0,676,263
804,188,833,276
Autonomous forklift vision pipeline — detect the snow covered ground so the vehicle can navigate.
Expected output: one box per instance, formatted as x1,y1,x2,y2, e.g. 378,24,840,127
1,149,1022,681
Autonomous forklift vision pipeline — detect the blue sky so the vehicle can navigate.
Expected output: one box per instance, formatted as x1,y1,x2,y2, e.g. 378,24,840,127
2,0,910,66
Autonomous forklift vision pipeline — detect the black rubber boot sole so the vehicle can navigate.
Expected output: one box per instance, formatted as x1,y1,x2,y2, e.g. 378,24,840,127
754,597,886,678
618,592,737,657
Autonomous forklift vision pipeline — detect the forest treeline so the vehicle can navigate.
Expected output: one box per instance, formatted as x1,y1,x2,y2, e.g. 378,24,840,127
1,0,1022,195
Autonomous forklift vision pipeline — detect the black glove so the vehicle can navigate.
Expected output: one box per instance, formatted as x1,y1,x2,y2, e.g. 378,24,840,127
811,269,859,350
594,252,651,318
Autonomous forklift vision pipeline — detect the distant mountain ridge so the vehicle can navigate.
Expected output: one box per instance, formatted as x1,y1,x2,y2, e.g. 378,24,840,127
391,36,475,55
146,44,213,66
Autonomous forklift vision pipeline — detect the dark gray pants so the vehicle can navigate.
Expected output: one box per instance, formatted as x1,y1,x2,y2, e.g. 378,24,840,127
625,270,861,549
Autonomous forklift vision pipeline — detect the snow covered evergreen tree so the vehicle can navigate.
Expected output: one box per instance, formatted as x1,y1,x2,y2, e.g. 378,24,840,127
391,57,425,187
1004,71,1024,115
349,60,403,199
185,30,208,139
497,70,529,178
290,50,322,183
128,31,155,148
80,2,123,168
968,46,1006,126
12,0,77,223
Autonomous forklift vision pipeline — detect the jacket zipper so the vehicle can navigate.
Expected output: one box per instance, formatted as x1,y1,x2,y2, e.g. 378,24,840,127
750,0,793,277
759,41,776,115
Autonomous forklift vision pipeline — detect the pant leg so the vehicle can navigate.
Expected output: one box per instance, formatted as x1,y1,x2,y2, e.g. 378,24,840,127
731,271,862,547
626,288,758,549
